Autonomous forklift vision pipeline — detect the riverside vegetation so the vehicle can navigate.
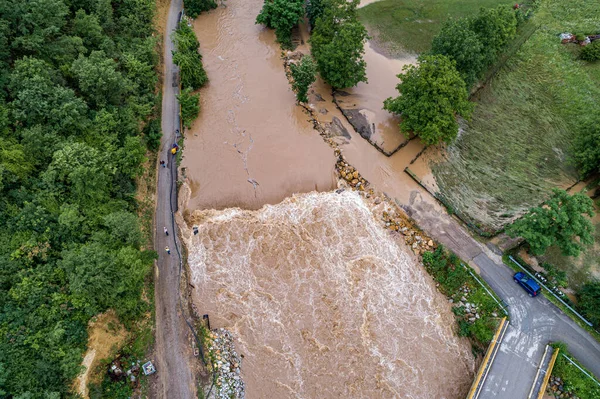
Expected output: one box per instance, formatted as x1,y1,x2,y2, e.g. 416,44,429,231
173,21,208,129
549,342,600,399
0,0,162,397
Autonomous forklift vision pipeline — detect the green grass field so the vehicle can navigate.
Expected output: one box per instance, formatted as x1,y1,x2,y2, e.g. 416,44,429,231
429,0,600,232
358,0,514,55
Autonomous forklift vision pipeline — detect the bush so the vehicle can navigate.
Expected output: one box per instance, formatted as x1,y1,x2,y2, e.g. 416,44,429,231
290,55,317,103
581,41,600,62
144,117,162,150
173,23,208,90
177,87,200,129
577,281,600,327
185,0,217,19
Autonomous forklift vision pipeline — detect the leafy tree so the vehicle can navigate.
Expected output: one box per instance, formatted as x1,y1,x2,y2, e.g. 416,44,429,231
290,55,317,103
72,9,104,51
177,87,200,129
10,0,69,58
507,189,595,257
172,23,208,90
71,50,130,108
306,0,326,28
384,54,473,145
577,281,600,326
580,40,600,62
256,0,304,49
573,116,600,177
470,6,517,64
310,0,368,89
430,19,485,88
9,57,88,133
185,0,217,19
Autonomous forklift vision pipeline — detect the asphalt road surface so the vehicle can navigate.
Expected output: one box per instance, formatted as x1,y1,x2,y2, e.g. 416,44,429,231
405,190,600,398
152,0,196,397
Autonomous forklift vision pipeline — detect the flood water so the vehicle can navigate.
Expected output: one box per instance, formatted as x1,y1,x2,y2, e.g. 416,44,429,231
181,1,336,210
185,191,474,398
182,0,476,397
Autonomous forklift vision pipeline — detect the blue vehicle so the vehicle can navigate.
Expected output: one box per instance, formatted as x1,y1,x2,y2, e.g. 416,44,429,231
514,272,541,297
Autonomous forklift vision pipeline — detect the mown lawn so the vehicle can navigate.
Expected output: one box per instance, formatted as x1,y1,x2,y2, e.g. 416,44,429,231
358,0,514,55
430,0,600,232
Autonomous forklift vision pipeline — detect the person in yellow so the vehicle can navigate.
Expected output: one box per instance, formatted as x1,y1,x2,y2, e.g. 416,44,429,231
171,147,177,155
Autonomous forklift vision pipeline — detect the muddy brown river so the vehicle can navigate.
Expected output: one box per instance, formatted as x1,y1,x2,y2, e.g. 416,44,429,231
182,0,475,397
184,191,474,398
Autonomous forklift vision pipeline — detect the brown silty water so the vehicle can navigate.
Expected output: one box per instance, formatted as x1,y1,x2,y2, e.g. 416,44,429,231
184,191,475,398
181,1,336,210
182,0,477,397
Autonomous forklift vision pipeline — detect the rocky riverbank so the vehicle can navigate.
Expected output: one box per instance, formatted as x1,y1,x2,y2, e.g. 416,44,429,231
203,328,245,399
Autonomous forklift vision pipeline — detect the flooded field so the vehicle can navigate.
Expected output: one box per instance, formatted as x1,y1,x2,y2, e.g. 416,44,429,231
185,191,475,398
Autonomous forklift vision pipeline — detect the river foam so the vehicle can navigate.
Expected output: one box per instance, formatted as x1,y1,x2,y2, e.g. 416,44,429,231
185,191,474,398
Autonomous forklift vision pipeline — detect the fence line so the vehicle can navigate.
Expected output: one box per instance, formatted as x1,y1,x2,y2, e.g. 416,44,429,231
561,354,600,387
464,265,509,316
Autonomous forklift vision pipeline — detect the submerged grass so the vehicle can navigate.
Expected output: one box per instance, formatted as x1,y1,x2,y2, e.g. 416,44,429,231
431,0,600,232
358,0,514,55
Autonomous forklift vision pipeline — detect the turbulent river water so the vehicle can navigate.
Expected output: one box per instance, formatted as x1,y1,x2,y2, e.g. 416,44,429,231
182,0,476,397
185,191,474,398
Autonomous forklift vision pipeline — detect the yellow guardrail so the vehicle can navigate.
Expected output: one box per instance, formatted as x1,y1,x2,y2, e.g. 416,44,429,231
537,348,559,399
466,317,508,399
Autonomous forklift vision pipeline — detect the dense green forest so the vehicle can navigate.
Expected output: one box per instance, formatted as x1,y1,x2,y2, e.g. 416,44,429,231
0,0,159,397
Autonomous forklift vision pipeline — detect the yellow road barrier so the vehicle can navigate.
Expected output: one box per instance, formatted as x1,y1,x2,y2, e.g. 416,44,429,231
466,317,508,399
537,348,560,399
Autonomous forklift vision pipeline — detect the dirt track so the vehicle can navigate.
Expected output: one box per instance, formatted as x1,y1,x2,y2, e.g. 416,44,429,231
151,0,196,397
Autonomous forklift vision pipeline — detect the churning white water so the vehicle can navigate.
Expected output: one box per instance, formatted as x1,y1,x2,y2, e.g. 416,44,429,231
185,191,475,398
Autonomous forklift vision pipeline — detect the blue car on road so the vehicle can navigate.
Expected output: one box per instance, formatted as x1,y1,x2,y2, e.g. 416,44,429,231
514,272,541,297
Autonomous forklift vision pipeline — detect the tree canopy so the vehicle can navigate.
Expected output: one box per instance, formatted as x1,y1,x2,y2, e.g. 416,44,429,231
310,0,368,89
507,189,595,257
256,0,304,49
573,116,600,177
290,55,317,103
430,6,518,89
185,0,217,19
173,22,208,90
383,54,473,145
0,0,159,396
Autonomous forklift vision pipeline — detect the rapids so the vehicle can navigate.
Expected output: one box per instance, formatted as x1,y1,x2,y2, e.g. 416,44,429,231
185,191,474,398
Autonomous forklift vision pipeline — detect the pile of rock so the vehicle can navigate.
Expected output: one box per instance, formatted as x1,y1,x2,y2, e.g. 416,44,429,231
336,155,368,191
381,210,435,255
548,376,578,398
451,285,488,323
206,328,245,399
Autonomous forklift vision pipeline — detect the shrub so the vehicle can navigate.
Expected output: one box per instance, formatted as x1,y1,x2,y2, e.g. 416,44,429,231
185,0,217,19
577,281,600,326
290,55,317,103
581,41,600,62
177,87,200,129
173,23,208,90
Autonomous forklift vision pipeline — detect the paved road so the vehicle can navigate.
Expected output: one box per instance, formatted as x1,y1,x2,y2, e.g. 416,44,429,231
404,189,600,398
153,0,196,397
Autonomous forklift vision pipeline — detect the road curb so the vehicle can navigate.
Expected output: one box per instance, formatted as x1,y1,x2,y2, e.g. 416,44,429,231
466,317,509,399
537,347,559,399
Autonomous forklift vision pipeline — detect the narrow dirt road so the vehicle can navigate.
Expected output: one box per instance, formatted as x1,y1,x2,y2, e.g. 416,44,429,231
152,0,196,397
